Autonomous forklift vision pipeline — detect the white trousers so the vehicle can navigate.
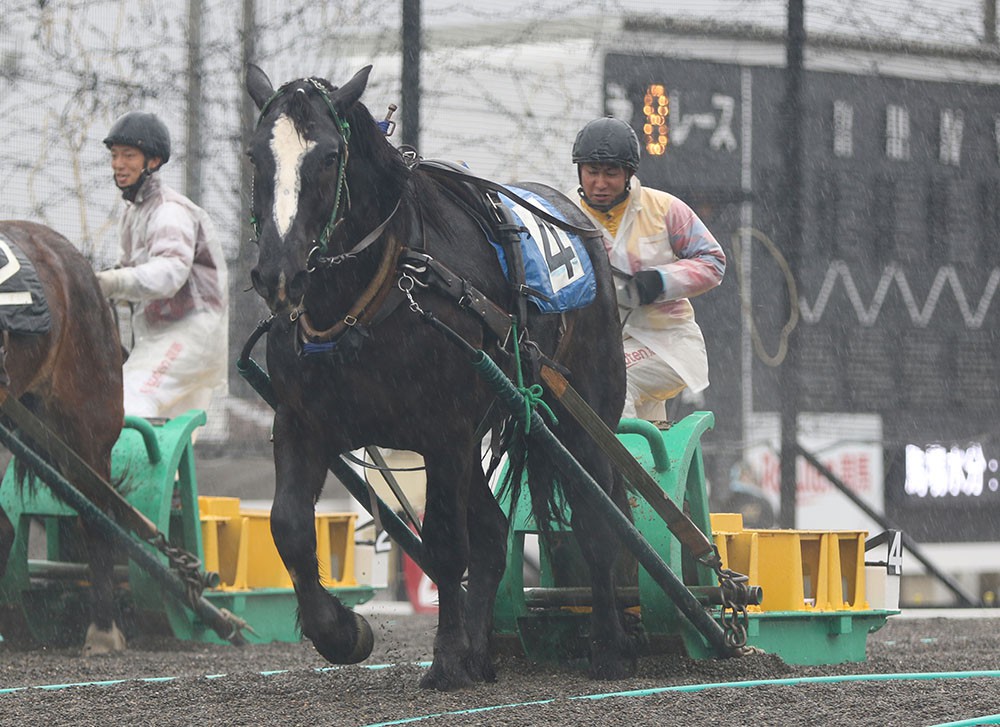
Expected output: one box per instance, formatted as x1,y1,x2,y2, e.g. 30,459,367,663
621,335,686,421
123,311,227,419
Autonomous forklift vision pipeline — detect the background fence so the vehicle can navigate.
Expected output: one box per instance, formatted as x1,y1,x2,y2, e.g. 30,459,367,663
2,0,997,473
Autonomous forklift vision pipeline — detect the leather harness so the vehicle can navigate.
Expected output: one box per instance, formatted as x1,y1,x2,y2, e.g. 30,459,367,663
296,157,602,359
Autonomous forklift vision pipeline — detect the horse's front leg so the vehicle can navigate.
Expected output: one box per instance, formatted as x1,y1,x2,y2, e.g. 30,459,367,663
271,408,373,664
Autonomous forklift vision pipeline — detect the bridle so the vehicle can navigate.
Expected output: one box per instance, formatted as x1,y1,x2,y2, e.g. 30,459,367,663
251,78,412,350
250,78,353,257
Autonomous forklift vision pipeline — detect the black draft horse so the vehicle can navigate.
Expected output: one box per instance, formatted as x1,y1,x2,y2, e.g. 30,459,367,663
246,65,635,690
0,221,125,654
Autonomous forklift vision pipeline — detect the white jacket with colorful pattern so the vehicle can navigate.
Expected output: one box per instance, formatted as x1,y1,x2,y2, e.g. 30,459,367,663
576,177,726,393
111,173,229,413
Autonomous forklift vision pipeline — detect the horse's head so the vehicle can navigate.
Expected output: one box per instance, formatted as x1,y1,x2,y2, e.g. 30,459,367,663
245,64,373,315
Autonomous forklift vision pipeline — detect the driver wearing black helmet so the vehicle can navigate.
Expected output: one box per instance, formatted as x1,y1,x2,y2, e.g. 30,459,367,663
97,111,228,421
572,117,726,423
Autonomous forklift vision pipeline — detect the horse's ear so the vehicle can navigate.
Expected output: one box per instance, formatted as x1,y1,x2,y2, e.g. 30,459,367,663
246,64,274,111
332,66,373,113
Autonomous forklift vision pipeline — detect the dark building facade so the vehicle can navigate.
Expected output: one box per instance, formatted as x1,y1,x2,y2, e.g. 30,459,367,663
604,48,1000,541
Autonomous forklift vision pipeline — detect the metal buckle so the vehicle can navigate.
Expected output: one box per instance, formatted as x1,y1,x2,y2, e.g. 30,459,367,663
306,245,321,273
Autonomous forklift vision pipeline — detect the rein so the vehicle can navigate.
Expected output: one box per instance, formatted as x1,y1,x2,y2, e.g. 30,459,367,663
307,197,403,269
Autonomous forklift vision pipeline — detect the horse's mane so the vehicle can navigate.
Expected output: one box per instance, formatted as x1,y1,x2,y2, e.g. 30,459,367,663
279,76,483,242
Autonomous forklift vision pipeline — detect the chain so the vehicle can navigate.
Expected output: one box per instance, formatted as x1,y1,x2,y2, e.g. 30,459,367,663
146,532,218,608
716,565,750,650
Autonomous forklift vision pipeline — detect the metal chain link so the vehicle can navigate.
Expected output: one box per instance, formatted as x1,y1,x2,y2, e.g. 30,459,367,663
399,273,426,315
145,532,217,608
716,565,750,650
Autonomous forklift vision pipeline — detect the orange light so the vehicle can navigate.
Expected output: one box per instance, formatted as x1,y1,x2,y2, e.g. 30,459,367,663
643,83,669,155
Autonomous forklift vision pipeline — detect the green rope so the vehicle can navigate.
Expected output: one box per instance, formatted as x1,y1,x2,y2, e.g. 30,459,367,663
510,321,556,434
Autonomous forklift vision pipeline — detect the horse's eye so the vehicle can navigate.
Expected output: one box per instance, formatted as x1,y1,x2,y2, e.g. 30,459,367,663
324,152,338,169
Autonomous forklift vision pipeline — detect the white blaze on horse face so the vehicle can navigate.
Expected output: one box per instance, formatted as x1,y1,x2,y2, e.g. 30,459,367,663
270,114,316,239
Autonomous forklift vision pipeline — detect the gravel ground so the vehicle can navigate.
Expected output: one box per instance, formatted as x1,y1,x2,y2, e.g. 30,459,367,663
2,609,999,726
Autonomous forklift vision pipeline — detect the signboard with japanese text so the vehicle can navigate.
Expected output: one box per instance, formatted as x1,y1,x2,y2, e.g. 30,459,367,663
747,413,884,534
604,53,1000,540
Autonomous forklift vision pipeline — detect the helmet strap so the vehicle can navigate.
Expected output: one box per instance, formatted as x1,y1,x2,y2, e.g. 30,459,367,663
118,167,154,202
576,169,633,213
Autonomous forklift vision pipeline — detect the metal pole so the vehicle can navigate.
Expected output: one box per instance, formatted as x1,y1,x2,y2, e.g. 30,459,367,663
401,0,421,148
185,0,203,204
986,0,998,44
779,0,805,528
230,0,269,400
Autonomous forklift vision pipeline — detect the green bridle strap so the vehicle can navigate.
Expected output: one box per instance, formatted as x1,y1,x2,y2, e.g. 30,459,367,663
250,77,352,253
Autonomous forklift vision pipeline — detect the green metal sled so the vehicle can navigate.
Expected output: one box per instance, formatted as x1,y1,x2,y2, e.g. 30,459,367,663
493,412,897,666
0,410,374,647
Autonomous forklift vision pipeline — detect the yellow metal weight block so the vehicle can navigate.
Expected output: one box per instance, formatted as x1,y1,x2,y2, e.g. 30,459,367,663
199,496,358,590
711,513,869,612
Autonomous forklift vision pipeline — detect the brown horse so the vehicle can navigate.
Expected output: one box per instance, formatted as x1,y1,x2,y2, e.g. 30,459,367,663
0,220,125,654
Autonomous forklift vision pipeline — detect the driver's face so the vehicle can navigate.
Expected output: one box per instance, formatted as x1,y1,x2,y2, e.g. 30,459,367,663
579,162,628,206
110,145,159,188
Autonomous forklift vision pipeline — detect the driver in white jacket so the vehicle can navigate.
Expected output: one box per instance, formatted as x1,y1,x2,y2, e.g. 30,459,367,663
571,117,726,422
97,112,228,420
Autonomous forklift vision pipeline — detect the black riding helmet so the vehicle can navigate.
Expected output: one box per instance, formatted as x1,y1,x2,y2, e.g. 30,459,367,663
104,111,171,165
573,117,640,212
571,117,640,171
104,112,170,201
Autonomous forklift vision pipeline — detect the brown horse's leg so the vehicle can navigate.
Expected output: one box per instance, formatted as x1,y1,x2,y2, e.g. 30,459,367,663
80,516,126,655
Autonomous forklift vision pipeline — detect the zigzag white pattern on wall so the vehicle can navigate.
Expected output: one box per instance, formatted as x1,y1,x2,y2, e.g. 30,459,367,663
799,261,1000,329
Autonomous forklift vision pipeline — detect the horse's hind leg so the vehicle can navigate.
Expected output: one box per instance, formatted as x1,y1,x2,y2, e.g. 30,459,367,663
270,410,373,664
558,434,638,680
72,431,126,655
80,516,127,655
419,450,492,691
0,505,13,578
462,464,507,683
572,467,638,679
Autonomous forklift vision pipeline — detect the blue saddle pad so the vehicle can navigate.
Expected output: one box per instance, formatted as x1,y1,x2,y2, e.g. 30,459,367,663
491,186,596,314
0,234,51,334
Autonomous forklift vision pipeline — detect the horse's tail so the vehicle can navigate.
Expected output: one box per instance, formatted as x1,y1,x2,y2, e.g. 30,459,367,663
524,444,571,535
495,420,570,536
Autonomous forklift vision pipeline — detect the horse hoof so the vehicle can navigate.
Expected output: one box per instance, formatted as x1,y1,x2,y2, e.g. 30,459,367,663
311,611,374,665
82,622,127,656
467,653,497,683
346,611,375,663
419,663,474,692
588,655,637,681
